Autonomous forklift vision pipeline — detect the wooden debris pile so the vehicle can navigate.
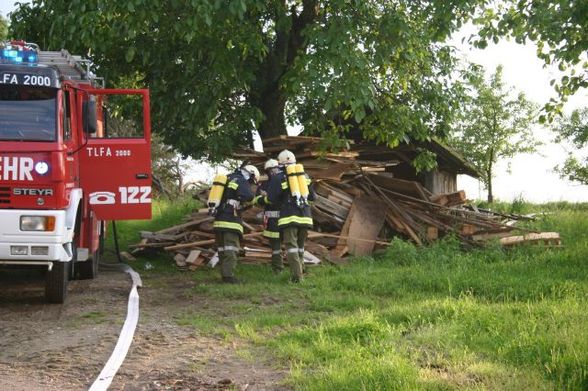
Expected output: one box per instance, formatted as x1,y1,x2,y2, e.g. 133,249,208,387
131,136,560,268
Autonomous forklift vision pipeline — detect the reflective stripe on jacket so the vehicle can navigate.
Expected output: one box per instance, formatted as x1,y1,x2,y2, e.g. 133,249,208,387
267,168,314,230
213,171,254,236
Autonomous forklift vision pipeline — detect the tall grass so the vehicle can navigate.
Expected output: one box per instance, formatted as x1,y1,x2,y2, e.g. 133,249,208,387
115,199,588,389
102,195,199,273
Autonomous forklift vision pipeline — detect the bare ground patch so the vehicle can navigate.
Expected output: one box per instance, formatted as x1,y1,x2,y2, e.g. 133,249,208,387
0,264,288,390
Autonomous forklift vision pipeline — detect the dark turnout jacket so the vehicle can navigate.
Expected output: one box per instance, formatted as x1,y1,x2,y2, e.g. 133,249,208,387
266,166,315,230
213,170,254,235
254,178,281,238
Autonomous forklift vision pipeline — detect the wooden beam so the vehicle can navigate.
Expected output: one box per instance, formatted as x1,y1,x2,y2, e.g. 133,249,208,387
309,231,391,246
154,216,214,235
164,233,263,251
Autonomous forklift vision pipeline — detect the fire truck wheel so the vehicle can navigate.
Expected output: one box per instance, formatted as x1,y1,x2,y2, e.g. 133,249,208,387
45,261,69,304
76,250,99,280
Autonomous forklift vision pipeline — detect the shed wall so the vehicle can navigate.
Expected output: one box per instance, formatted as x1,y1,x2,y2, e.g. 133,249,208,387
423,169,457,194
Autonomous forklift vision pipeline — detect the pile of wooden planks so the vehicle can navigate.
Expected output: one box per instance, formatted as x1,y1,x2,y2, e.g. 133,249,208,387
131,136,559,268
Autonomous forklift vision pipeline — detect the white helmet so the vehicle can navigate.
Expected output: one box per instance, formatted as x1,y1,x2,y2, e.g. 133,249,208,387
264,159,279,170
243,164,260,181
277,149,296,165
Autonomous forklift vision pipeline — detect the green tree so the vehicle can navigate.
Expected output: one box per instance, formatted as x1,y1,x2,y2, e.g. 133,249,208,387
554,108,588,185
151,133,190,198
0,14,8,41
9,0,482,161
450,65,539,203
474,1,588,120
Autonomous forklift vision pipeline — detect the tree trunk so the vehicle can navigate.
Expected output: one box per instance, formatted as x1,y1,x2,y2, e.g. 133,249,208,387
258,88,288,139
486,164,494,203
250,0,319,141
487,176,494,203
486,147,495,203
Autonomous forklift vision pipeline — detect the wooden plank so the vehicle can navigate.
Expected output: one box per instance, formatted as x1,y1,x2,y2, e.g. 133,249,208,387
318,182,356,203
198,222,215,232
304,241,330,258
430,190,466,206
367,173,430,201
244,251,272,258
189,256,206,269
242,221,256,232
140,231,184,241
314,194,350,220
426,226,439,241
472,230,515,242
329,191,354,205
156,216,213,235
332,200,357,257
130,239,148,255
346,194,387,256
120,251,136,262
363,177,423,245
360,167,386,172
386,213,405,231
309,231,391,246
429,194,449,206
500,232,560,247
294,150,358,159
128,241,176,249
164,233,263,251
311,163,356,181
311,205,345,225
461,224,476,236
327,194,352,208
188,231,215,239
185,250,202,265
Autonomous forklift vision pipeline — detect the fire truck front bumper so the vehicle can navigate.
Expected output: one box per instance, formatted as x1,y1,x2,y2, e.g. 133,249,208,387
0,209,73,265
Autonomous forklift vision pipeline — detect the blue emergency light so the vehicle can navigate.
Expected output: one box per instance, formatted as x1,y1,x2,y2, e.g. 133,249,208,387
0,43,38,64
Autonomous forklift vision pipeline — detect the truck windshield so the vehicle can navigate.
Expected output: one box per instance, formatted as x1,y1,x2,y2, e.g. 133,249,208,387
0,86,57,141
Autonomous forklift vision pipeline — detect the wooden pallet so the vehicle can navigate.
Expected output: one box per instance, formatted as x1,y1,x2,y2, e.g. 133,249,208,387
499,232,561,247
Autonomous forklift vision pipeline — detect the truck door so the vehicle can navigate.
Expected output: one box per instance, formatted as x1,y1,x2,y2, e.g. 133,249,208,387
78,89,152,220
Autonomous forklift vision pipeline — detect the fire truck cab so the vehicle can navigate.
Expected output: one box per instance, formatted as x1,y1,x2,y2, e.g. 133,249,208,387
0,41,152,303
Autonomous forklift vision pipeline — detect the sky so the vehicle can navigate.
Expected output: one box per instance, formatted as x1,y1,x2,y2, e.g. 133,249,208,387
450,26,588,202
2,1,587,202
0,0,16,18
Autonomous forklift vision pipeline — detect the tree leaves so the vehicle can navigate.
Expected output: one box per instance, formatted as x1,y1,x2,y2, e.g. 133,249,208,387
8,0,484,161
0,14,8,40
125,47,135,63
473,0,588,119
553,108,588,186
450,64,541,202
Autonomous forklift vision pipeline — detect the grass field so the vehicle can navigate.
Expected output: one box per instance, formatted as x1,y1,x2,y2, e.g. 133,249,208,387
112,198,588,390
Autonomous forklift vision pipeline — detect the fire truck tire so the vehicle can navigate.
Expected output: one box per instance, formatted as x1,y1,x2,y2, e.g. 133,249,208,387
77,249,99,280
46,261,69,303
76,224,102,279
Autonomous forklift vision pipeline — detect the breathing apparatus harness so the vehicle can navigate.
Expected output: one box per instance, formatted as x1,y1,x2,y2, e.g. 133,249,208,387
207,163,258,216
284,163,310,209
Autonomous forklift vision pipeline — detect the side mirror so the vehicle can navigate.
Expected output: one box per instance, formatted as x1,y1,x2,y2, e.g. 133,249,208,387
82,100,97,134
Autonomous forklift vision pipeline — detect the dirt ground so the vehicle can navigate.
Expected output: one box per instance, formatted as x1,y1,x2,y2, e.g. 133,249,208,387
0,261,288,391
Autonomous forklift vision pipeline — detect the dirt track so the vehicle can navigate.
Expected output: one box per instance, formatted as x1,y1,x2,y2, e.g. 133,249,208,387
0,262,287,390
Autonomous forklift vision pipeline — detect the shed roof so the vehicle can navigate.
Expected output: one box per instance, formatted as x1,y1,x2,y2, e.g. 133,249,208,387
234,135,480,178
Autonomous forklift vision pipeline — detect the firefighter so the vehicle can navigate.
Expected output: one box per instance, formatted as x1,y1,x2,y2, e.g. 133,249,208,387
254,159,283,273
212,164,260,283
267,150,314,283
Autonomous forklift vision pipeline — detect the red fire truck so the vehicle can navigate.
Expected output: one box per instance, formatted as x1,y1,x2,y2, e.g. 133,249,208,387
0,41,152,303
